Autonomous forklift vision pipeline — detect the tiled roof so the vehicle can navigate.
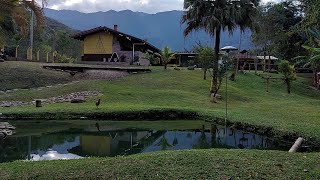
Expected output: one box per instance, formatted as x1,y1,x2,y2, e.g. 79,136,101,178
71,26,160,53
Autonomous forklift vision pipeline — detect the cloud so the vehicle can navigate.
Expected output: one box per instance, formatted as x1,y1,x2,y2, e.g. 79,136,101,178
44,0,184,14
40,0,278,14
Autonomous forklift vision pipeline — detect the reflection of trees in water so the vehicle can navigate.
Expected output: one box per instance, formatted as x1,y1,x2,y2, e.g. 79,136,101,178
186,132,192,139
0,136,29,163
160,135,172,150
0,133,78,163
172,132,178,146
238,133,249,149
193,129,210,149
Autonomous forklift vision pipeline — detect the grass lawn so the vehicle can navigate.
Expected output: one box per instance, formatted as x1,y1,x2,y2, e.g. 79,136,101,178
0,149,319,179
0,61,77,91
1,62,320,178
1,62,320,142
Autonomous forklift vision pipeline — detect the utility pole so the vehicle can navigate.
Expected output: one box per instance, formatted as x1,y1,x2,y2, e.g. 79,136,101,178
29,10,34,60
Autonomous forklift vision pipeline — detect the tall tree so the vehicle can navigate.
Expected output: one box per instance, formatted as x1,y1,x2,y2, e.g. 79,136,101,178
300,28,320,87
300,0,320,29
182,0,259,94
194,46,214,80
0,0,45,45
252,1,306,62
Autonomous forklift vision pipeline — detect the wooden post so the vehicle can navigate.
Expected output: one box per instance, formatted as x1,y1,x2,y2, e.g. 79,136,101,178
254,58,257,74
268,56,271,71
27,47,33,60
46,52,49,63
52,51,55,63
35,100,42,107
289,137,304,152
249,63,251,72
15,46,19,60
266,76,270,92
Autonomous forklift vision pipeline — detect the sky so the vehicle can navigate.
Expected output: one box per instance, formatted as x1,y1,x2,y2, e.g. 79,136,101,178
41,0,279,14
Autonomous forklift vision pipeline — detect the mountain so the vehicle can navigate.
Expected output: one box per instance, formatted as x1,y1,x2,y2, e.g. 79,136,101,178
45,17,78,33
44,8,253,51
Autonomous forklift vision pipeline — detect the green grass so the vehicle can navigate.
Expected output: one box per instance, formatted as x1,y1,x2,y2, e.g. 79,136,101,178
0,149,319,179
0,61,77,91
1,62,320,142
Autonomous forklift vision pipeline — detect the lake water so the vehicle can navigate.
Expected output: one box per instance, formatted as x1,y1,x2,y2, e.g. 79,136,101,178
0,121,290,163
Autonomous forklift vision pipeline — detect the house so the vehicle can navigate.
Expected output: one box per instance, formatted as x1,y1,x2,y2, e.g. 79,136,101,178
233,50,258,70
233,50,279,71
256,56,279,71
71,25,160,66
169,52,197,66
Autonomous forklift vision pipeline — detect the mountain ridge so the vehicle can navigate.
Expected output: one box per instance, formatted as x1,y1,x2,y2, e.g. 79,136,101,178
44,8,253,51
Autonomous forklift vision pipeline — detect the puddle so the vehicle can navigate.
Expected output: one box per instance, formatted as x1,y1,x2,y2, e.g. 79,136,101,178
0,124,292,163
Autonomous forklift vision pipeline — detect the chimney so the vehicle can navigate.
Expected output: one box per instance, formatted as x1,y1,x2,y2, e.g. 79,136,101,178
114,25,118,31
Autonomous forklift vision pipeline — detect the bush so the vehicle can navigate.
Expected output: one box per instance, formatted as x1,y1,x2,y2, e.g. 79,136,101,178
55,53,76,63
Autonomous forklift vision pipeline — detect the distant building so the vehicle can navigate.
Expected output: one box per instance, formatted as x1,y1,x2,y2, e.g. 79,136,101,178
169,52,197,66
233,50,279,71
71,25,160,66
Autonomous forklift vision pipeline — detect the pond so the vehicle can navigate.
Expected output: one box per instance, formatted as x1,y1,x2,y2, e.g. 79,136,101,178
0,120,290,163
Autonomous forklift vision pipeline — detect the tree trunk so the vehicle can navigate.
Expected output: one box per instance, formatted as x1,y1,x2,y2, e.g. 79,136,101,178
285,78,291,94
210,26,221,94
203,68,207,80
313,69,317,86
234,32,242,80
164,63,167,70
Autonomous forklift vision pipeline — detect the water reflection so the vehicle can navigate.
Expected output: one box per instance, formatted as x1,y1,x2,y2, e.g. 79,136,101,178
0,125,287,163
30,150,82,161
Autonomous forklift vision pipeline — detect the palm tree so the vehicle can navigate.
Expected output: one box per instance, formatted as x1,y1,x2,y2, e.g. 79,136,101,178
0,0,45,43
161,46,175,70
182,0,259,94
302,28,320,88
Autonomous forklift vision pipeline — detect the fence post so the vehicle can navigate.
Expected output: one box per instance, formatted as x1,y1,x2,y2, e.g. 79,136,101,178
15,46,19,60
27,47,32,60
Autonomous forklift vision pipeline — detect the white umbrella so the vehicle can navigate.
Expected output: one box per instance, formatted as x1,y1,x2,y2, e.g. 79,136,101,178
221,46,238,52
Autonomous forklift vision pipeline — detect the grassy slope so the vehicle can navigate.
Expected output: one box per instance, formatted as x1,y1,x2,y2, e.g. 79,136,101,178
0,149,319,179
0,61,77,91
1,62,320,140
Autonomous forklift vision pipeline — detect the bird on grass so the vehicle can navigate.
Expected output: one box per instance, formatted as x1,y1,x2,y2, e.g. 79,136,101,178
96,99,101,108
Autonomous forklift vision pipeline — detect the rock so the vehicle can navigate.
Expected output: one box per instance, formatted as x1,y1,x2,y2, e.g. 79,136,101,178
0,59,4,62
211,93,222,99
187,66,195,70
71,97,86,103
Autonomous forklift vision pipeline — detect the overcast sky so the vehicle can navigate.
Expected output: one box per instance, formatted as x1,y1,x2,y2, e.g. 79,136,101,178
42,0,279,14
